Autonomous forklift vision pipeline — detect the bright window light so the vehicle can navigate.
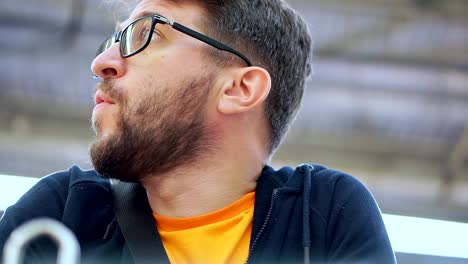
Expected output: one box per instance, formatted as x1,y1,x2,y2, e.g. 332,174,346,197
383,214,468,259
0,174,38,211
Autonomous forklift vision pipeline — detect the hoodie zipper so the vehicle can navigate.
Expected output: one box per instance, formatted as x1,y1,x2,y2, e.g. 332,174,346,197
245,189,279,264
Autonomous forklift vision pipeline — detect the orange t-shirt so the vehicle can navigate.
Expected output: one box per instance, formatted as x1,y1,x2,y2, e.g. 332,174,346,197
153,192,255,264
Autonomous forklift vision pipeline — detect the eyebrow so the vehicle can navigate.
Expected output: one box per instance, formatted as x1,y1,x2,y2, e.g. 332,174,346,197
137,10,166,19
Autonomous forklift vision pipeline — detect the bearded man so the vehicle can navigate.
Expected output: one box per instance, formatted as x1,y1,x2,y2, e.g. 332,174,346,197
0,0,396,263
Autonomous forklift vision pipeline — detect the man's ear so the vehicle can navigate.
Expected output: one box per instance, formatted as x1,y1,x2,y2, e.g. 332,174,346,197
218,67,271,115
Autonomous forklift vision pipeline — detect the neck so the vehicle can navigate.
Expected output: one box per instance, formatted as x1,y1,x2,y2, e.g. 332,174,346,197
140,140,266,218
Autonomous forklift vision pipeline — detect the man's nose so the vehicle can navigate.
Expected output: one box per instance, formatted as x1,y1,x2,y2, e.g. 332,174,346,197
91,43,126,79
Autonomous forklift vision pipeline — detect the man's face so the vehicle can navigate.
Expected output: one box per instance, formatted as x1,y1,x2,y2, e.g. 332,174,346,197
89,0,217,181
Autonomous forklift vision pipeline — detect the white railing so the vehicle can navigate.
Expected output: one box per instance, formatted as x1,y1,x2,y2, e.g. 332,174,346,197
1,174,468,259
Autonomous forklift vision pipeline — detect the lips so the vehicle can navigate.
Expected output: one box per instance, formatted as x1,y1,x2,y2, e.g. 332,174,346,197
94,90,115,106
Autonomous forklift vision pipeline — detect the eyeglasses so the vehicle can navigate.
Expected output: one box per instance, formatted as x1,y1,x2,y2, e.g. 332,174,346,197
95,14,252,66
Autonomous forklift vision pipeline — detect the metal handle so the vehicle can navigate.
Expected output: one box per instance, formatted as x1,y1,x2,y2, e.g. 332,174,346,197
2,218,80,264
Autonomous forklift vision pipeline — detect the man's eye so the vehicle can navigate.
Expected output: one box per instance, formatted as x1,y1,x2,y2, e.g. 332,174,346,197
139,27,150,41
150,31,161,41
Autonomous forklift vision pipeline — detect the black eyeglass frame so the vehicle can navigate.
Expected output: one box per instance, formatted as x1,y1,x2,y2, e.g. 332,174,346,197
96,14,253,67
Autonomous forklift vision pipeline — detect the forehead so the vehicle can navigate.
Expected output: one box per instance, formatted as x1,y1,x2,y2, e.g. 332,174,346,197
119,0,206,30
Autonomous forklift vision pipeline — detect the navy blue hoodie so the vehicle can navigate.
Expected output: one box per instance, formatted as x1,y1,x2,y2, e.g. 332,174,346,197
0,164,396,263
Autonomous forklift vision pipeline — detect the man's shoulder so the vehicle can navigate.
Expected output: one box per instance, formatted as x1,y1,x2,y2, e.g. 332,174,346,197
303,164,377,210
310,164,371,196
40,165,108,188
3,165,110,219
257,164,394,262
271,163,378,217
306,165,395,263
0,167,116,262
273,163,371,195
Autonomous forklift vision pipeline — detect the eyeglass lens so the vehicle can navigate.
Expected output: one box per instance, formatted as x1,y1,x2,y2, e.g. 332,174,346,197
121,16,154,56
95,16,156,58
96,35,116,57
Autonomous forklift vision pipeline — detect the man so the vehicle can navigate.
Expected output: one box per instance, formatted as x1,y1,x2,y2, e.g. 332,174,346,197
0,0,396,263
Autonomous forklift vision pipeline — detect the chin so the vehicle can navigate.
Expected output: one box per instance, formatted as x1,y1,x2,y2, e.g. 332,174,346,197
92,118,116,137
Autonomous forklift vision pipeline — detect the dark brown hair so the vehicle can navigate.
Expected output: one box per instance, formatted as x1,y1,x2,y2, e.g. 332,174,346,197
196,0,313,153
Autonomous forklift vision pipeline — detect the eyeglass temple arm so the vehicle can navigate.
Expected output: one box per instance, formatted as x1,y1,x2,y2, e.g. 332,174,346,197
171,22,252,67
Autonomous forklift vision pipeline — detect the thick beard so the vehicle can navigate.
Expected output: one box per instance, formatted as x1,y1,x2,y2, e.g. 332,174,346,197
90,76,213,182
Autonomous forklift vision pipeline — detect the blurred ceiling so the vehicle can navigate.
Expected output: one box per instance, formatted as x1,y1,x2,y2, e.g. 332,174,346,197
0,0,467,195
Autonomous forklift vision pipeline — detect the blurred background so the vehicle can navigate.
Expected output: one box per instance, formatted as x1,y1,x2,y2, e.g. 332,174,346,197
0,0,467,262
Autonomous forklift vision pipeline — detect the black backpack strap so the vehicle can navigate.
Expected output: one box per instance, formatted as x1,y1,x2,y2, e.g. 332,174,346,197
110,179,170,264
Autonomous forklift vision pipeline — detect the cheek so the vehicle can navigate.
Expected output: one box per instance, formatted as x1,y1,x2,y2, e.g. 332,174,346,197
124,88,162,119
158,43,207,75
